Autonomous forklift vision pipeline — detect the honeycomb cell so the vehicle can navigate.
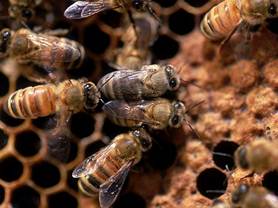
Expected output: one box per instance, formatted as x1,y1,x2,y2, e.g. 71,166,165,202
11,185,40,208
48,191,78,208
114,192,146,208
151,34,179,60
263,59,278,88
212,141,239,171
0,71,9,97
0,184,4,204
196,168,227,199
99,10,123,28
102,118,129,139
16,75,39,90
15,131,41,157
0,156,23,182
168,9,194,35
67,169,78,192
267,18,278,34
67,56,96,78
0,128,8,150
0,108,25,127
32,115,57,130
184,0,209,7
85,140,107,158
70,112,95,138
262,171,278,196
84,24,110,54
31,161,61,188
153,0,177,7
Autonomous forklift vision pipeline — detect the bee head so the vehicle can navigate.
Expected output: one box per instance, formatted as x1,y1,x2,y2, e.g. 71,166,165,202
164,65,180,91
132,129,152,152
232,184,249,205
82,82,100,112
235,146,250,169
0,29,11,54
9,5,34,21
169,101,186,128
132,0,147,11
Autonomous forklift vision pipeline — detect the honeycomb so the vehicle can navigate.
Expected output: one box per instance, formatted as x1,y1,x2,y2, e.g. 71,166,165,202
0,0,278,207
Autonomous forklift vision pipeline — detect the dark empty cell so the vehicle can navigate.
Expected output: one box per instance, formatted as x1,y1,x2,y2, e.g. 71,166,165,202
67,169,78,191
48,191,78,208
84,24,110,54
0,128,8,149
0,184,4,204
99,10,123,28
67,56,96,79
0,72,9,97
85,140,107,158
31,161,60,188
149,139,177,170
16,76,39,90
0,108,24,127
70,112,95,138
15,131,41,157
263,171,278,196
212,141,239,171
0,156,23,182
197,168,227,199
153,0,177,7
114,192,146,208
184,0,209,7
102,118,129,139
267,18,278,34
151,35,179,60
32,114,57,130
11,185,40,208
168,9,194,35
61,140,78,163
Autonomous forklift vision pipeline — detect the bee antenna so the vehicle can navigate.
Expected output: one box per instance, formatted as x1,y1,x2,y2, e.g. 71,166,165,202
185,100,205,114
206,190,226,194
20,20,31,30
185,119,200,139
212,152,233,158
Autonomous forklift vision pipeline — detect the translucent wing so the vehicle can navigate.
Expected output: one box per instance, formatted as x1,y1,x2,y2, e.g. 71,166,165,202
99,161,133,208
102,100,159,126
72,144,113,178
64,0,120,19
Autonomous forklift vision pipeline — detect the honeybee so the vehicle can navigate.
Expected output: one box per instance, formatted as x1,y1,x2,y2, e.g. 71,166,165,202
232,184,278,208
73,128,152,208
234,139,278,173
97,64,180,101
8,0,42,22
64,0,159,22
200,0,278,41
102,98,187,130
112,13,159,70
0,28,85,73
4,79,100,120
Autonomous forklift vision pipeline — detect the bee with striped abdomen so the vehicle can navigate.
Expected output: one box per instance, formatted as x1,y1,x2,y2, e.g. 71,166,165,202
0,28,85,73
200,0,278,41
4,79,100,120
97,64,180,101
73,128,152,208
9,0,42,22
102,98,187,130
234,139,278,173
232,184,278,208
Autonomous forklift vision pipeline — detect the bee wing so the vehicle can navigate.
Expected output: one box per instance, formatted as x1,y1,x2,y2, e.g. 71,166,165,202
72,145,113,178
64,0,120,19
99,161,133,208
265,193,278,208
102,100,159,126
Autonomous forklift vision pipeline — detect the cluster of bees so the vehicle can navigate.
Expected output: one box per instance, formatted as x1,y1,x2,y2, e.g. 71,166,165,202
1,0,278,207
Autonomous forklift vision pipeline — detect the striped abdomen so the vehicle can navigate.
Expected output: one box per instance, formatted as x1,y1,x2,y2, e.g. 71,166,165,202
78,154,122,196
200,0,241,41
5,85,57,119
109,116,142,128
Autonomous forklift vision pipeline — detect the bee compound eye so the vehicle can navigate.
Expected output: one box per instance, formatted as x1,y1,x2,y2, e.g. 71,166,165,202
171,115,180,126
2,30,11,42
169,78,177,89
132,0,144,10
268,3,277,15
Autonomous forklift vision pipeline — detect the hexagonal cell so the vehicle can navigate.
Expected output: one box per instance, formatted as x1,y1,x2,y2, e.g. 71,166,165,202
184,0,210,8
151,34,179,60
31,161,61,188
84,24,111,54
154,0,177,8
48,191,78,208
85,140,107,158
168,9,195,35
212,141,239,171
67,169,78,192
0,156,23,182
99,10,123,28
15,131,41,157
15,76,39,90
196,168,227,199
0,108,25,127
0,128,8,150
32,114,57,130
11,185,40,208
0,71,9,97
67,56,97,79
70,112,95,138
0,184,5,205
114,192,146,208
263,171,278,196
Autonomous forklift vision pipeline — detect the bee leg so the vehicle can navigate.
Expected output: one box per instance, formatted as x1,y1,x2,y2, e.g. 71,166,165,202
43,29,69,37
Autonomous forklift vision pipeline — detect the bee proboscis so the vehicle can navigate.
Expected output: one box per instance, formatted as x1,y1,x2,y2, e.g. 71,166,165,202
73,128,152,208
